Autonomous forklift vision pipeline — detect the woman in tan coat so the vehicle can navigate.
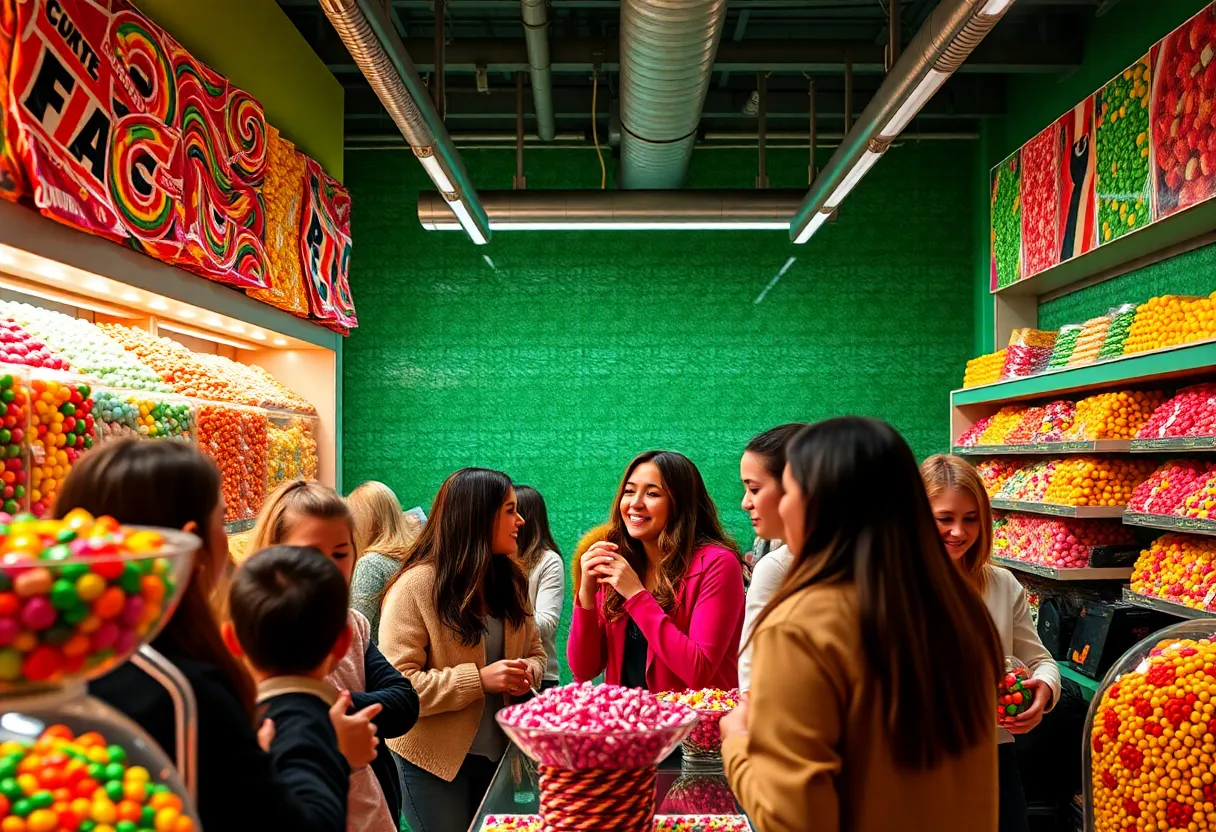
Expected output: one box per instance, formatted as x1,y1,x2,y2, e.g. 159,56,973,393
721,418,1002,832
379,468,546,832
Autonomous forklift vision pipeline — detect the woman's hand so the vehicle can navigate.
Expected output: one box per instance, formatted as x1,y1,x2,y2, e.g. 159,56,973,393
329,690,382,768
481,659,531,694
594,551,644,600
719,692,749,741
1001,677,1049,735
578,541,617,610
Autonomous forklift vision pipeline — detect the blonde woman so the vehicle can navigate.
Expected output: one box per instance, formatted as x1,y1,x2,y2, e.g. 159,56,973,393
349,481,421,640
921,454,1060,832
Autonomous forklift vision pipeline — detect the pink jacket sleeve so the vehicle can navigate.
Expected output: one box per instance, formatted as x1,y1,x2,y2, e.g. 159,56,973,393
567,595,608,682
624,547,744,690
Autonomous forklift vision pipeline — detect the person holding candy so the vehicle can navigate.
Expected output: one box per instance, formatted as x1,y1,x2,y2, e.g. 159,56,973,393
921,454,1060,832
567,450,745,692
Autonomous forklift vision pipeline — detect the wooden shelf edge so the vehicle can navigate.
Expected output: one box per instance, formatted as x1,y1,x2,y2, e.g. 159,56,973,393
993,556,1131,581
990,500,1126,518
954,440,1131,455
1123,512,1216,537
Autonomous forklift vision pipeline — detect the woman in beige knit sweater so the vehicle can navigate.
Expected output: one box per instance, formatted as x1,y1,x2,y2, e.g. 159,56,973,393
379,468,546,832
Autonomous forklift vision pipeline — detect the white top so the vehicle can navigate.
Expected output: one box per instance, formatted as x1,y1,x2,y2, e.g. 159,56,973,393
526,549,565,682
738,544,794,693
983,565,1061,744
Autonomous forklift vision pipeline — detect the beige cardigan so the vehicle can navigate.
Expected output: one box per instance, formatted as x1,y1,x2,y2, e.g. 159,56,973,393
378,562,546,781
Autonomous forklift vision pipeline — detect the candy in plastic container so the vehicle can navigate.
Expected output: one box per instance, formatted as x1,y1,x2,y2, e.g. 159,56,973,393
998,656,1032,720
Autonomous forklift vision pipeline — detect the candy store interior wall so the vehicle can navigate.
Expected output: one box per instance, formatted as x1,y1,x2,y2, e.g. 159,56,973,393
974,0,1213,349
342,141,976,678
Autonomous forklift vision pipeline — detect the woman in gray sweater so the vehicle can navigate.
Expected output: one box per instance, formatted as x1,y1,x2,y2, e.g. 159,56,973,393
349,481,422,641
514,485,565,688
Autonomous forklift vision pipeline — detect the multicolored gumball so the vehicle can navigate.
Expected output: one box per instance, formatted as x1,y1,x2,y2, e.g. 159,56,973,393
998,656,1032,719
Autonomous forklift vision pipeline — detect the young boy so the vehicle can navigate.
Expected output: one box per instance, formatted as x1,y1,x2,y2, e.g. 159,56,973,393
224,545,381,832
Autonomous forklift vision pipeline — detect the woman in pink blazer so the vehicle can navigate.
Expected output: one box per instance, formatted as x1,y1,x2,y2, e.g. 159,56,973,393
567,450,745,692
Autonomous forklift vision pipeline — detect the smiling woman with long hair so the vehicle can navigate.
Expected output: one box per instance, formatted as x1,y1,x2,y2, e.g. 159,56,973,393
567,450,744,692
720,418,1002,832
378,468,546,832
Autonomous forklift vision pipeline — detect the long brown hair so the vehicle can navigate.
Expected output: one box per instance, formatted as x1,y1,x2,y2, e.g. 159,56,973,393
751,418,1000,770
385,468,530,646
602,451,739,623
348,480,418,562
514,485,561,573
921,454,993,592
55,440,257,722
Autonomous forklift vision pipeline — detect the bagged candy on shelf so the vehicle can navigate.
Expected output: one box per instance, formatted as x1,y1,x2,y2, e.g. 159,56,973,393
979,406,1029,445
1130,534,1216,610
1065,390,1166,440
1128,460,1216,516
1065,315,1113,368
997,459,1058,503
1097,303,1137,359
1043,457,1155,507
1124,295,1215,355
1047,324,1083,369
956,416,994,447
1030,399,1076,442
998,657,1032,720
977,459,1028,497
1137,384,1216,440
1181,470,1216,519
964,350,1007,388
1005,406,1047,445
1001,329,1058,379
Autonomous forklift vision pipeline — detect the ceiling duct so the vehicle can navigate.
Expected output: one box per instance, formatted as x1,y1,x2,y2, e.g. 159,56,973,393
618,0,728,189
319,0,491,244
418,190,805,231
521,0,555,141
788,0,1015,244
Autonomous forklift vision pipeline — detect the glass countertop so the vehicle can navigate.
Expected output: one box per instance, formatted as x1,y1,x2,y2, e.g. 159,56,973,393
470,745,750,831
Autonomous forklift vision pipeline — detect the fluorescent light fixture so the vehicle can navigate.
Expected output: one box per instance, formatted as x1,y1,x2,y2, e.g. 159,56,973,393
87,279,109,294
880,69,949,139
0,273,133,317
823,150,883,209
273,338,288,347
427,220,790,232
980,0,1015,16
416,151,455,194
448,199,489,245
158,321,259,351
148,299,169,311
251,331,266,341
179,309,195,319
122,292,140,302
792,210,831,245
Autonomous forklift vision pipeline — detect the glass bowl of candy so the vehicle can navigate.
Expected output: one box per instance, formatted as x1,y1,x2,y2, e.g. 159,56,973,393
998,657,1032,724
0,510,197,693
497,683,696,770
659,771,739,815
0,688,197,830
1084,621,1216,832
655,688,740,764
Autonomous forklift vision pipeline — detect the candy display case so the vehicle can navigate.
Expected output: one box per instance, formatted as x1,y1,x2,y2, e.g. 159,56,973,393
194,401,269,526
1084,621,1216,831
24,370,95,519
93,390,195,446
266,411,320,492
654,689,739,767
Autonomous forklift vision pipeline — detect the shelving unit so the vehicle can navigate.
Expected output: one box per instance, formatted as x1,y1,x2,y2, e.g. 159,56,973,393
992,556,1132,581
990,500,1126,519
1056,662,1101,701
1121,587,1216,620
1130,437,1216,452
954,440,1131,455
1123,512,1216,536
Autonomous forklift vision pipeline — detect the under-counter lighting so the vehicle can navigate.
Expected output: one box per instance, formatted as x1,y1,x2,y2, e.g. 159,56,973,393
158,321,260,351
251,331,266,341
148,299,169,311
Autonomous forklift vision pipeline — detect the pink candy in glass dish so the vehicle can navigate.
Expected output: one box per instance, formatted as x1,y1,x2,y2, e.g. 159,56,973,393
497,683,696,770
654,688,740,763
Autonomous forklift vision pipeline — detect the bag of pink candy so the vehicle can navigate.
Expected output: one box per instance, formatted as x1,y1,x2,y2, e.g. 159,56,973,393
655,688,740,763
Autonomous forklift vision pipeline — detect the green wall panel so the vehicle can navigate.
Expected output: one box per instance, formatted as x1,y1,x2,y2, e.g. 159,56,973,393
342,142,976,677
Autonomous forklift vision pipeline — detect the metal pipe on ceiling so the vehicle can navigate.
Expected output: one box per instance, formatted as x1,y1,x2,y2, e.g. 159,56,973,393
788,0,1014,243
320,0,490,242
344,129,979,146
618,0,728,188
521,0,556,140
418,189,806,229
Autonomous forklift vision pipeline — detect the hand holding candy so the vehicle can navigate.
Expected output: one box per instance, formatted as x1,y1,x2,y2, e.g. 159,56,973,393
719,692,749,742
1002,677,1049,735
481,659,531,694
997,658,1040,731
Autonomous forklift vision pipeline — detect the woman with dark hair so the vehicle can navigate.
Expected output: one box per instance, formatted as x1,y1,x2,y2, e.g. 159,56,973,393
567,450,744,692
74,440,348,832
738,423,807,692
379,468,546,832
720,418,1002,832
513,485,565,690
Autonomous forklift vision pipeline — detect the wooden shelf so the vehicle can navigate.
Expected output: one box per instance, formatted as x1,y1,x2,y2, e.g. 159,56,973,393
1123,512,1216,536
990,500,1126,518
1122,587,1216,619
992,555,1132,581
952,341,1216,407
954,440,1131,456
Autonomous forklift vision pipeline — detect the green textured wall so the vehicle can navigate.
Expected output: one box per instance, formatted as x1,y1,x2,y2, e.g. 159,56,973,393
342,142,977,675
976,0,1210,347
134,0,345,179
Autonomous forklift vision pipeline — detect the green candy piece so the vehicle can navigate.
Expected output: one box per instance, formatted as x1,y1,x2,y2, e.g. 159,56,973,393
86,762,104,780
116,822,137,832
104,761,126,782
59,402,75,417
80,821,97,832
0,758,14,779
43,544,73,562
62,605,90,625
104,779,125,802
62,563,90,582
1005,703,1019,716
77,385,90,399
119,563,142,594
1,389,14,405
0,375,11,390
11,797,32,817
0,776,23,800
107,744,127,765
56,527,77,544
141,806,156,826
30,790,53,809
0,571,10,592
50,578,80,610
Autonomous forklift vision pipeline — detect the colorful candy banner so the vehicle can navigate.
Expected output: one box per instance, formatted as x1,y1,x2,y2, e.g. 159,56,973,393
990,152,1021,290
1020,121,1062,277
300,157,356,333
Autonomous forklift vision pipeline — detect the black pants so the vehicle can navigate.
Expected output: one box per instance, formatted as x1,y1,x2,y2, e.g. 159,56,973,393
998,743,1030,832
399,753,499,832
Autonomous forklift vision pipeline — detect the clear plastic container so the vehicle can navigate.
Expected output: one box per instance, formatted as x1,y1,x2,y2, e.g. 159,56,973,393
0,364,31,516
265,411,320,493
659,772,739,815
1084,620,1216,831
497,711,696,770
194,400,268,524
25,369,96,519
92,389,195,446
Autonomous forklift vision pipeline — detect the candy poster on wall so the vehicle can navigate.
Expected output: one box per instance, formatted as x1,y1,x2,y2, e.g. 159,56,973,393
1095,53,1153,245
1057,98,1096,261
990,151,1021,290
1151,5,1216,219
1020,122,1062,278
0,0,23,203
300,157,355,333
249,126,310,317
